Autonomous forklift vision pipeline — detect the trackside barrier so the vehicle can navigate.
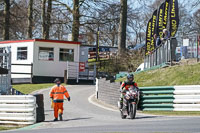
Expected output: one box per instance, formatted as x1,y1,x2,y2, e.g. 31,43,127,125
140,85,200,111
0,95,36,125
96,78,200,111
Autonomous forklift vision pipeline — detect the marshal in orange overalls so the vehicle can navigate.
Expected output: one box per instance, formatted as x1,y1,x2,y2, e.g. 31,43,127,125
49,84,70,120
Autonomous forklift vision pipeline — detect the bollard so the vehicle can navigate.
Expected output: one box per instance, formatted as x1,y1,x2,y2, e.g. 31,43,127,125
34,94,45,122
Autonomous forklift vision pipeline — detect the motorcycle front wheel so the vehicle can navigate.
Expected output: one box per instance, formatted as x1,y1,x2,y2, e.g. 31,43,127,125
130,103,136,119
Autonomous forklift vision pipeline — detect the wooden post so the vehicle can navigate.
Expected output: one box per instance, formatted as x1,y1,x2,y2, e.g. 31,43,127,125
64,70,68,84
31,63,33,83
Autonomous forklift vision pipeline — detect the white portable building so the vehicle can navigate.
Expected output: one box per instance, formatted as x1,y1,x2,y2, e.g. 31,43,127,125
0,39,80,83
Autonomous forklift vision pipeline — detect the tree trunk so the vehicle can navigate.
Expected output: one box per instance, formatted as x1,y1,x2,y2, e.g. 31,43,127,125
135,31,138,45
117,0,127,54
112,25,116,47
45,0,52,39
27,0,33,39
3,0,10,40
139,32,142,44
72,0,80,42
42,0,46,39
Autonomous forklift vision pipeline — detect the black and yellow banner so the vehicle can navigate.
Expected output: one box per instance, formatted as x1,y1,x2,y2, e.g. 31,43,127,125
156,3,165,38
169,0,179,37
145,18,152,55
151,10,157,51
163,0,170,29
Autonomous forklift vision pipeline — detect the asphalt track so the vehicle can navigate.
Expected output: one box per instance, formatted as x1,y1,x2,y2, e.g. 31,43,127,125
2,85,200,133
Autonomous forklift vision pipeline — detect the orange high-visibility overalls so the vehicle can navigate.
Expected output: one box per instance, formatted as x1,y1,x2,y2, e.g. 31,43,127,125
49,85,70,119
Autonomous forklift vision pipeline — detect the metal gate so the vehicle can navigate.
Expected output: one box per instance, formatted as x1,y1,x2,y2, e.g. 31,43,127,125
66,61,96,83
0,47,11,95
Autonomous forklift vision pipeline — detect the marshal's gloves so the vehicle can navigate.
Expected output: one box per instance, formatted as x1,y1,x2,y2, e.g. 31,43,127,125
67,97,70,101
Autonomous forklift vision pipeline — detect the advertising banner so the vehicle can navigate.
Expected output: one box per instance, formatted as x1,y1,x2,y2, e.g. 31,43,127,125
169,0,179,37
163,0,170,29
156,3,165,38
145,18,152,55
151,10,157,51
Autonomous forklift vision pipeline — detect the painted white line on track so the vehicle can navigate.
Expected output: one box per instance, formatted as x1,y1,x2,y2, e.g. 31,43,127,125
88,94,118,112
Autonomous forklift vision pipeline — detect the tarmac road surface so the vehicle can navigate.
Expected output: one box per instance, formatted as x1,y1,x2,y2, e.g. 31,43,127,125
2,85,200,133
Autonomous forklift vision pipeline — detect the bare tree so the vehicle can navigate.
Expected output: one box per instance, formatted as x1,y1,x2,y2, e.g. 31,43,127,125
118,0,127,54
52,0,83,41
27,0,33,39
45,0,52,39
42,0,52,39
193,9,200,34
3,0,10,40
72,0,79,41
42,0,46,39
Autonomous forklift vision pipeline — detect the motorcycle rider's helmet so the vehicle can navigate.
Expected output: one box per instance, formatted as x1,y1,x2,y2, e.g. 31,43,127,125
127,74,134,82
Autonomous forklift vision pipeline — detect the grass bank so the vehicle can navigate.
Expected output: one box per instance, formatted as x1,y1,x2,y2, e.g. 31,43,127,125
0,126,22,131
12,83,56,94
117,62,200,87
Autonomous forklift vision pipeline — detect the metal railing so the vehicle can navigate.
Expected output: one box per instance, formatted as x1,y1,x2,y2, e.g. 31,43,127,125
144,35,200,69
0,47,11,95
66,61,96,83
144,38,177,69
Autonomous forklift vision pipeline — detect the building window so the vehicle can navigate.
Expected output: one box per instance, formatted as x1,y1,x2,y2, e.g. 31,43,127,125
17,47,27,60
39,47,54,61
59,48,74,61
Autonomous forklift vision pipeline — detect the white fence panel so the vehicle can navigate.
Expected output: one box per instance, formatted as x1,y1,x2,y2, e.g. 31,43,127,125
174,95,200,99
174,85,200,90
173,104,200,108
173,85,200,111
174,108,200,111
0,95,36,125
174,99,200,104
67,62,79,79
174,90,200,95
67,61,95,83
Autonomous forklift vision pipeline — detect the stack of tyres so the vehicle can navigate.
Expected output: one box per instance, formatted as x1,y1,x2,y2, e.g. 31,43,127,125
34,94,45,122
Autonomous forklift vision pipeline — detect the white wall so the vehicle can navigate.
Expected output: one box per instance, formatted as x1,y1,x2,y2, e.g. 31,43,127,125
33,41,80,77
0,42,34,78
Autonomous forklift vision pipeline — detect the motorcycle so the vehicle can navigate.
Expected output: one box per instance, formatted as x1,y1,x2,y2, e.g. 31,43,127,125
118,86,139,119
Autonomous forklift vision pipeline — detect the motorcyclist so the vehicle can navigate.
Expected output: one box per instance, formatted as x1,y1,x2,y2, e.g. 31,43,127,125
119,74,139,109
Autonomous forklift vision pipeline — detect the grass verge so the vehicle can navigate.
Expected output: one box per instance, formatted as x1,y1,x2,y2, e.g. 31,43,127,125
12,83,67,94
0,126,22,131
141,111,200,116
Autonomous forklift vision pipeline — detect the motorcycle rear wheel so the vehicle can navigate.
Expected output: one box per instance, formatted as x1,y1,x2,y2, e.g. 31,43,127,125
130,104,136,119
